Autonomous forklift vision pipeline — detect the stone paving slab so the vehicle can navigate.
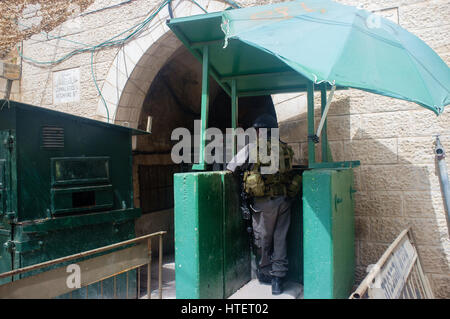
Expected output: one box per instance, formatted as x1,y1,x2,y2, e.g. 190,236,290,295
228,279,303,299
140,255,303,299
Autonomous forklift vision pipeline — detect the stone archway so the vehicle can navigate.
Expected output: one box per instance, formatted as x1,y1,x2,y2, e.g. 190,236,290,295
97,0,277,260
95,0,231,129
94,0,237,255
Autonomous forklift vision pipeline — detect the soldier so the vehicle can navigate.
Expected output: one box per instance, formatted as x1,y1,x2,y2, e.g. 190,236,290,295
226,114,302,295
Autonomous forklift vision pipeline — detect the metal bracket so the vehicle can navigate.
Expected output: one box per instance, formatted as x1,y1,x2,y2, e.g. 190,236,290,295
4,135,14,151
13,240,44,253
3,240,15,253
350,186,357,200
309,160,361,169
6,211,16,221
308,134,319,144
334,195,343,210
434,134,446,160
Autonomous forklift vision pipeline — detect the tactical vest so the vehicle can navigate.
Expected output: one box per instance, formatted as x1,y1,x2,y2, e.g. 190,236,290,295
243,138,300,198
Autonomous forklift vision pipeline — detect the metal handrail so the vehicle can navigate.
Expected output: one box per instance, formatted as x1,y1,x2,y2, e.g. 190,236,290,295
0,231,166,299
0,231,165,279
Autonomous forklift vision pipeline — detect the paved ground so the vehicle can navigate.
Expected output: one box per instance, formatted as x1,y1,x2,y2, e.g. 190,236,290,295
140,254,303,299
139,254,176,299
229,279,303,299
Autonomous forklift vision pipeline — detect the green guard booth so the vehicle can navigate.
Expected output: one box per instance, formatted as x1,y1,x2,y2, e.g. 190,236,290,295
167,11,359,299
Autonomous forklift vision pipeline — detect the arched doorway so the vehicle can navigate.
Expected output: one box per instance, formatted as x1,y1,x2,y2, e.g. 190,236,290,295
132,44,276,253
96,1,277,253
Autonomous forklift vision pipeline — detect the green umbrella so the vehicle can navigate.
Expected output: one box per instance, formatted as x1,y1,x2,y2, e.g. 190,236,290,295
221,0,450,115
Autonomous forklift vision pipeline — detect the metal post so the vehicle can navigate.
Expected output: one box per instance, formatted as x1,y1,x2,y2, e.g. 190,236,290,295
307,81,315,166
137,267,140,298
147,238,152,299
113,276,117,299
231,79,238,156
320,84,328,162
126,271,129,299
158,234,163,299
192,46,210,170
4,79,12,100
435,135,450,223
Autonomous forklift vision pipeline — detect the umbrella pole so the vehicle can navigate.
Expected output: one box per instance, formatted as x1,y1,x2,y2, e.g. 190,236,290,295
307,81,315,166
320,84,328,163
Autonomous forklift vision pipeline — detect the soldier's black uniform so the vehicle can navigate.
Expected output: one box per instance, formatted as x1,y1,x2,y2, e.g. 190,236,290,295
227,114,301,295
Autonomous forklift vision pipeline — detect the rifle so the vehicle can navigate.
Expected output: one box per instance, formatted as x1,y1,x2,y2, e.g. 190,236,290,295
238,170,260,257
240,185,252,221
238,170,253,221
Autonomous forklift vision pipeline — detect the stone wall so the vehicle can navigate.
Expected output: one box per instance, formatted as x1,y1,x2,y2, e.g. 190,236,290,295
0,0,94,59
3,0,450,298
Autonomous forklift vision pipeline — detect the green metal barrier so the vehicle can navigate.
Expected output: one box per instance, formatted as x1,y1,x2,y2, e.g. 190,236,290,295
167,10,358,300
174,171,251,299
303,168,355,299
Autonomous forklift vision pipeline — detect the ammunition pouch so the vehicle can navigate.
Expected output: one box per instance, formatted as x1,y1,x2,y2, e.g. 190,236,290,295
287,174,302,198
243,171,266,197
266,182,287,197
242,139,299,198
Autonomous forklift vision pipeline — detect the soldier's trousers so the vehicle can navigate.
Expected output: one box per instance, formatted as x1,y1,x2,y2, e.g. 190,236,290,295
251,195,292,278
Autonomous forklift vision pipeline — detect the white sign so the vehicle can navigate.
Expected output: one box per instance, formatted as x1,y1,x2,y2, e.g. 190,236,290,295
369,237,417,299
53,68,80,104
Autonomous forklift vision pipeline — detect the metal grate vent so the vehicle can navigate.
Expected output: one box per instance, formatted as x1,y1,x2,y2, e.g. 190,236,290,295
41,126,64,149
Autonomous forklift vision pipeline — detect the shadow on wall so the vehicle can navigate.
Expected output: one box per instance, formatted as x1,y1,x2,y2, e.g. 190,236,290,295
136,45,277,153
278,91,450,298
209,91,277,131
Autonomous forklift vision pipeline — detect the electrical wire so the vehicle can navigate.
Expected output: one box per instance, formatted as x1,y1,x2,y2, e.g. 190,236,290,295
17,0,239,123
168,0,174,18
16,20,89,49
16,0,240,65
190,0,208,13
18,0,170,63
91,49,109,122
18,0,171,122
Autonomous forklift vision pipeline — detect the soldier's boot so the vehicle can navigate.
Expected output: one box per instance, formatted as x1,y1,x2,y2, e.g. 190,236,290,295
256,267,272,285
271,276,283,295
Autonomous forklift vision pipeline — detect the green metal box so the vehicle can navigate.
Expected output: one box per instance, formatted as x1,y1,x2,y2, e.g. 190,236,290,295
303,168,355,299
174,171,251,299
0,100,143,298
